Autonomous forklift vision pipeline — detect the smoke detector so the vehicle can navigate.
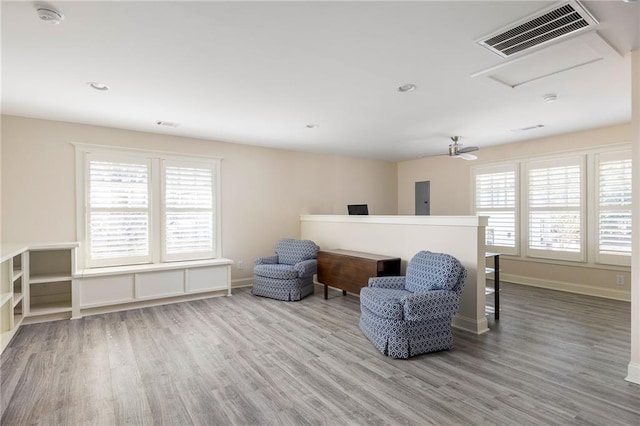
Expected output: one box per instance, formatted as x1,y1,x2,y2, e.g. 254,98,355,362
37,8,64,24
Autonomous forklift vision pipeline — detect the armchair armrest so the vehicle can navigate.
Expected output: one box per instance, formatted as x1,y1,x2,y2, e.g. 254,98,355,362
255,255,278,265
368,276,406,290
401,290,460,321
294,259,317,278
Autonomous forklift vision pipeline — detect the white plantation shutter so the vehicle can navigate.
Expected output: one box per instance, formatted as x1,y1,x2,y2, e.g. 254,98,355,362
596,151,632,265
526,157,584,261
162,161,216,261
87,156,151,266
473,165,518,255
78,145,221,268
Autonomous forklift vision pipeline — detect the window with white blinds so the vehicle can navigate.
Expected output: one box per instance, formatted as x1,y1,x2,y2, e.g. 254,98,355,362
162,161,216,261
526,157,584,261
87,156,151,267
78,146,220,268
473,165,518,255
595,151,632,265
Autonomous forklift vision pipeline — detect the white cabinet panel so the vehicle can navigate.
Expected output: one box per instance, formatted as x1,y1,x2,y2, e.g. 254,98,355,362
74,259,231,317
80,275,134,307
187,266,228,293
136,270,184,300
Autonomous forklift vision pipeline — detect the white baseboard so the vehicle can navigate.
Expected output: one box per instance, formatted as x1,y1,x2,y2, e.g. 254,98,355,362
626,362,640,385
232,278,253,289
501,273,631,302
452,314,489,335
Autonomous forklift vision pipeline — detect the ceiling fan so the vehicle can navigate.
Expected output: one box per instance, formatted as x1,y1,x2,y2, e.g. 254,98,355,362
448,136,479,160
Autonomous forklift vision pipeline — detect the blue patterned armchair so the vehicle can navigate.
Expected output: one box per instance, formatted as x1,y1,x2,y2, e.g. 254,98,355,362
252,239,320,301
359,250,467,358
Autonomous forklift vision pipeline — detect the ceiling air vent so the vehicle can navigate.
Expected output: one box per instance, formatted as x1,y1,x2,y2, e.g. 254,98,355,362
477,0,598,59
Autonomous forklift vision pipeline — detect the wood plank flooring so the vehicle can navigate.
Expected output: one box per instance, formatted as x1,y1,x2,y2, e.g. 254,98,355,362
1,282,639,425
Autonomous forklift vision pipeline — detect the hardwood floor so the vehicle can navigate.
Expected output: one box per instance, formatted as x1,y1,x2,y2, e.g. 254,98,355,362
1,282,639,425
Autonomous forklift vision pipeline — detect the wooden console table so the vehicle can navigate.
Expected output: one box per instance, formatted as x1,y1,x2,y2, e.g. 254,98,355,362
317,249,401,299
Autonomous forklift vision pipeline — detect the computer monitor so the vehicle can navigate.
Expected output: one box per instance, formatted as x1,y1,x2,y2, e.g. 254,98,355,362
347,204,369,215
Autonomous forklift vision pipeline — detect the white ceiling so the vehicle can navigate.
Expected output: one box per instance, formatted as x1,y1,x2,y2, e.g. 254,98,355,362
2,1,639,161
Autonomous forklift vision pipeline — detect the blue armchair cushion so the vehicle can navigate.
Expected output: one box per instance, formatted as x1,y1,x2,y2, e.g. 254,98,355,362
360,288,412,320
367,276,406,290
402,290,461,321
255,255,278,265
405,251,464,293
293,259,317,278
362,288,460,321
275,239,319,265
254,264,299,280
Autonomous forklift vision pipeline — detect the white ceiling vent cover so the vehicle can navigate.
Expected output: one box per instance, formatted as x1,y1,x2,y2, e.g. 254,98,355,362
477,0,598,59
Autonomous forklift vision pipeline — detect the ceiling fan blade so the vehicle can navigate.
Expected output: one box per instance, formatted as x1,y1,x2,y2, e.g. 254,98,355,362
458,146,479,153
454,152,478,160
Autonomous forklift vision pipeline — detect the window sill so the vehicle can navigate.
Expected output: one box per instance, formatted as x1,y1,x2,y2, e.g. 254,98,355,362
75,258,233,278
500,254,630,271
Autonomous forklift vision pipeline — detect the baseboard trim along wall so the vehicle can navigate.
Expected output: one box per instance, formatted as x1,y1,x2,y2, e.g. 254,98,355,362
452,314,490,335
501,273,631,302
232,278,253,289
626,362,640,385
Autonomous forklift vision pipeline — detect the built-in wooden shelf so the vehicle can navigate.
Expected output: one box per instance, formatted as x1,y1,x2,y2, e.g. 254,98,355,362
0,293,12,306
28,302,72,316
12,293,23,307
29,273,72,284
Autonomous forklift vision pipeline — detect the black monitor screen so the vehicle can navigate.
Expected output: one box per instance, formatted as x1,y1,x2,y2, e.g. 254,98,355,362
347,204,369,215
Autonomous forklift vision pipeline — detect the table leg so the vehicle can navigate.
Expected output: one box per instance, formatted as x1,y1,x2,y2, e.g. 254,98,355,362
342,290,347,296
494,255,500,320
324,284,328,300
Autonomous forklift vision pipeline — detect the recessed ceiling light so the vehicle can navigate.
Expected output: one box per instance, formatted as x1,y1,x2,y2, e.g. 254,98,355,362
398,83,417,93
542,93,558,103
511,124,545,132
306,124,319,129
87,82,110,91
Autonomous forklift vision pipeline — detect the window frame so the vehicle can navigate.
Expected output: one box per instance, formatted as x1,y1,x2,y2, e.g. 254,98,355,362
471,163,520,256
160,158,219,262
524,155,586,262
75,144,222,269
83,151,153,268
470,145,631,268
592,150,632,267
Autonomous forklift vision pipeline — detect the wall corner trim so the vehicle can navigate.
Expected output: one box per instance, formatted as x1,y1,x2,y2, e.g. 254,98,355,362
626,362,640,385
452,314,490,335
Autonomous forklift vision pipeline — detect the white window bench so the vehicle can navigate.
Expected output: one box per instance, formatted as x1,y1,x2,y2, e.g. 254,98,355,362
2,243,232,354
74,258,233,319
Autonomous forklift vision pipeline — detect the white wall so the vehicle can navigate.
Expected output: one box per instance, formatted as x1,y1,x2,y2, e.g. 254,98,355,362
627,49,640,385
301,215,489,335
398,124,632,300
0,115,2,245
0,115,398,285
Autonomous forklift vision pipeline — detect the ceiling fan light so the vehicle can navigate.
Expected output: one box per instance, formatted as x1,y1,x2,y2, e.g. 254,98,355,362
447,136,478,160
456,153,478,161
